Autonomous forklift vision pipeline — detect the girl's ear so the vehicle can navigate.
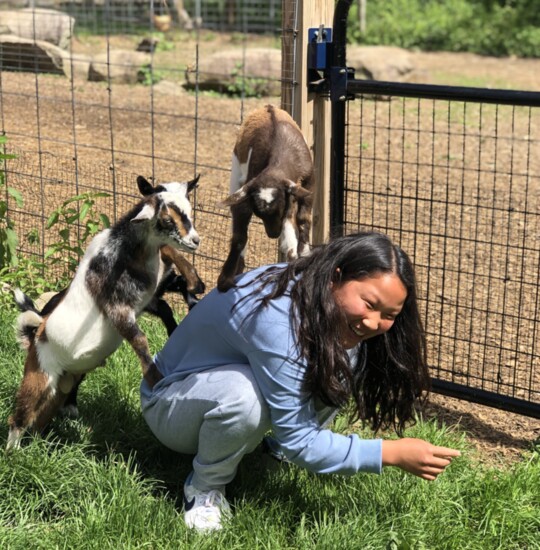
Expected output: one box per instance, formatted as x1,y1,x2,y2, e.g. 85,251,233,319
330,267,342,288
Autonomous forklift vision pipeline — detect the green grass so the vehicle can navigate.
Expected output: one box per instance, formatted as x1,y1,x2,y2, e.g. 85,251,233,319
0,306,538,549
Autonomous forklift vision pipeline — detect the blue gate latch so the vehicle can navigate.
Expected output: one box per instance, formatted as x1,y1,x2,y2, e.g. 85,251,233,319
308,25,332,71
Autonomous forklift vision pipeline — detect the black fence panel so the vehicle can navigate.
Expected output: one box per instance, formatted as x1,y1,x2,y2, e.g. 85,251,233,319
328,0,540,418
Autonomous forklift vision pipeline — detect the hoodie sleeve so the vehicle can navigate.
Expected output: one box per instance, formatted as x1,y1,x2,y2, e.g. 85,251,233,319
245,319,382,475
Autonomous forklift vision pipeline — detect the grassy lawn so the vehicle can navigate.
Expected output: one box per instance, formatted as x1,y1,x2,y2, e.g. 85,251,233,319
0,305,538,549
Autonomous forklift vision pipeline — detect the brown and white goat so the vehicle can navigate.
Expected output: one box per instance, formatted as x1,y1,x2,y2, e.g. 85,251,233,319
7,175,201,449
217,104,314,292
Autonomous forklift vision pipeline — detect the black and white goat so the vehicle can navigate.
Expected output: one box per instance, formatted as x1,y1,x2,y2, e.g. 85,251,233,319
7,175,201,449
217,104,314,292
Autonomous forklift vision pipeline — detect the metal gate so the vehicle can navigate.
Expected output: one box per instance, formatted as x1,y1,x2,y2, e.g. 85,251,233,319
310,0,540,418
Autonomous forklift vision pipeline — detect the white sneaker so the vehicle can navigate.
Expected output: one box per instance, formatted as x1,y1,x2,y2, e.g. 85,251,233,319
183,473,231,532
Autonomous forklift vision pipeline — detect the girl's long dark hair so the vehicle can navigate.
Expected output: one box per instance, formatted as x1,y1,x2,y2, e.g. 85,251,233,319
239,231,430,435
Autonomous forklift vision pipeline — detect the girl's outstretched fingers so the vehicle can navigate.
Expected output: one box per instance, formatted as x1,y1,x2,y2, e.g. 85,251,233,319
382,438,461,480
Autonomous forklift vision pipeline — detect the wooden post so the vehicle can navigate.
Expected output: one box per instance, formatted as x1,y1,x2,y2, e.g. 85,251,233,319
281,0,334,245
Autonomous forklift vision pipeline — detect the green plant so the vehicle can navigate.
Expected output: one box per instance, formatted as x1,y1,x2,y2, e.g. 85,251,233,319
0,190,111,306
227,62,268,98
0,136,21,270
44,192,111,285
229,32,246,45
348,0,540,57
0,256,52,304
151,31,175,52
139,64,165,86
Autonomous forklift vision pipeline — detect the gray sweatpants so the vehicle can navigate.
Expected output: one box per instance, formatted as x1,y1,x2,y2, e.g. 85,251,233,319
141,364,271,491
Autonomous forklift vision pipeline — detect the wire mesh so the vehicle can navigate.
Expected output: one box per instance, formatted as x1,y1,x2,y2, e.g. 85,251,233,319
184,0,282,33
2,1,282,34
0,1,286,311
343,96,540,407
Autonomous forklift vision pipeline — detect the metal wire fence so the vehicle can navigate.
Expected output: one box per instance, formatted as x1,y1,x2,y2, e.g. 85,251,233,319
323,0,540,417
3,1,282,34
0,0,290,313
340,96,540,416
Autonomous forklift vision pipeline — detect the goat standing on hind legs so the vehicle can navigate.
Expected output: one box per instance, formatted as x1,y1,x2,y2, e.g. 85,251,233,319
217,104,314,292
7,175,201,450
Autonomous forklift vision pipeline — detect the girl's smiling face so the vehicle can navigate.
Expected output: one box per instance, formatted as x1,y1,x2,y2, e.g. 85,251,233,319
332,272,407,349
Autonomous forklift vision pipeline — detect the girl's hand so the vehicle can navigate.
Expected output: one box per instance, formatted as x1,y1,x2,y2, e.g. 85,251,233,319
382,438,461,481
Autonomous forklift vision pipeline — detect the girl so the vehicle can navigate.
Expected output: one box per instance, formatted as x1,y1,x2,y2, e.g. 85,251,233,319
140,231,460,532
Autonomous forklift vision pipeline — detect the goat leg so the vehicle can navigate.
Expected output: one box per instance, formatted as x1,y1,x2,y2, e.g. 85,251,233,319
7,346,67,450
123,326,162,388
105,307,163,389
295,190,314,257
160,245,205,295
60,373,86,418
217,205,252,292
164,273,201,311
144,297,178,336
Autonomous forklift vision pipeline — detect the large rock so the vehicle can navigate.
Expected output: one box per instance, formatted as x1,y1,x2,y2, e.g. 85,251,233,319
60,52,92,81
185,48,281,96
153,79,187,97
0,8,75,50
88,50,151,84
0,35,64,74
347,46,414,82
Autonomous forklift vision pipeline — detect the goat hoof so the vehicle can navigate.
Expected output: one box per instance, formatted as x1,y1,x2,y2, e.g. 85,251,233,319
217,275,234,293
58,373,75,394
59,404,79,419
189,279,206,295
6,427,22,451
145,363,163,389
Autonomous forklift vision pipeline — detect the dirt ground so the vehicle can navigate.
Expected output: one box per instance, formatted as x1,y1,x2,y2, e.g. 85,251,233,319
383,51,540,463
1,39,539,464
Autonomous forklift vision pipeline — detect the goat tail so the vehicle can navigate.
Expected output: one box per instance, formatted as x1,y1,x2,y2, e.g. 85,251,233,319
13,289,43,350
13,289,39,313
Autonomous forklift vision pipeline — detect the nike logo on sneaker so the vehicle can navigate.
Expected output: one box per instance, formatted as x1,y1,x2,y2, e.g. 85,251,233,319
184,496,196,511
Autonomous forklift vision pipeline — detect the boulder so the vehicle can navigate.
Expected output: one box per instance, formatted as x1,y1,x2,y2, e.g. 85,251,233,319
347,46,414,82
0,35,64,74
60,52,92,81
185,48,281,96
152,80,187,96
0,8,75,50
88,50,151,85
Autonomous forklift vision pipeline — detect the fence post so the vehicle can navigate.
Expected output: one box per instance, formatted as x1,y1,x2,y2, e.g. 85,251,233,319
281,0,334,246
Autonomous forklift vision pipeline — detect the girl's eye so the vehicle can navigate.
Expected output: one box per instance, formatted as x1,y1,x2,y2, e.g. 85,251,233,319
364,300,374,310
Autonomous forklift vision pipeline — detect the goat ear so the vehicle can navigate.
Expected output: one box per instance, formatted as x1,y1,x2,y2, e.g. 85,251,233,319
137,176,155,197
218,186,249,208
286,180,312,200
187,174,201,194
131,203,156,223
